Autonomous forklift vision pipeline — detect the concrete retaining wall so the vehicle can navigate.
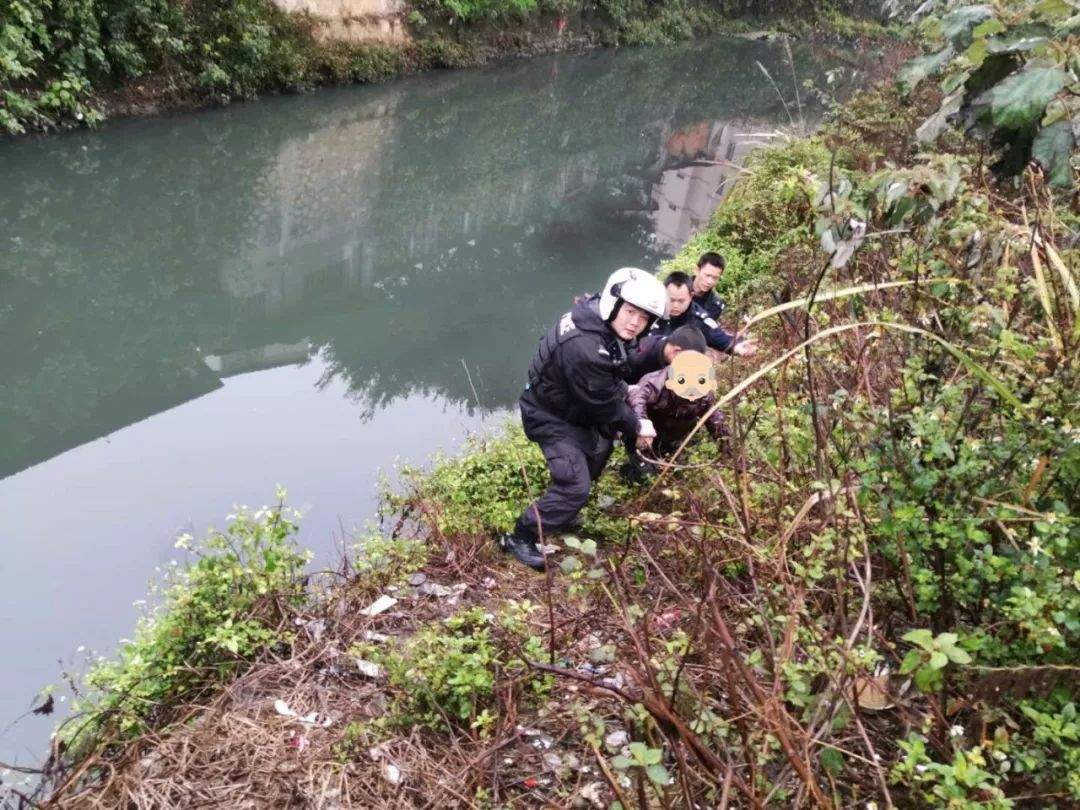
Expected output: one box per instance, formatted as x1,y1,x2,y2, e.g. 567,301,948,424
273,0,410,44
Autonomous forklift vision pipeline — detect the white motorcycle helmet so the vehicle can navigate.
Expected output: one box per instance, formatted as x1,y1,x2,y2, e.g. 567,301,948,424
598,267,667,327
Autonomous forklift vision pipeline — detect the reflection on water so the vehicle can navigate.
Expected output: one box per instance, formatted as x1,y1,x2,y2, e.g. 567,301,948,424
651,122,776,252
0,36,833,763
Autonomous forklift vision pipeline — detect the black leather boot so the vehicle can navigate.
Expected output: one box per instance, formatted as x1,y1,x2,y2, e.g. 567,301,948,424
498,531,546,571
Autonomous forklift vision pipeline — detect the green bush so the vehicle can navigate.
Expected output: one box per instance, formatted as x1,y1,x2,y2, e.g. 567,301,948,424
2,0,800,134
350,531,431,591
188,0,311,99
68,500,309,745
389,419,649,540
368,603,550,733
892,0,1080,187
658,65,1079,801
1,0,307,133
662,138,830,301
410,0,546,25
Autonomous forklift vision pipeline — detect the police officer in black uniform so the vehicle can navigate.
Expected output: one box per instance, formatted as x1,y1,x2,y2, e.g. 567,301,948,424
691,251,728,320
660,255,757,357
500,268,669,570
651,271,740,353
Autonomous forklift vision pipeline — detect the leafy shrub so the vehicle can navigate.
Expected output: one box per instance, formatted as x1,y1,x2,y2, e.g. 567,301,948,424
891,0,1080,186
188,0,311,99
350,531,430,591
370,603,549,733
0,0,758,134
1,0,306,132
662,138,830,301
389,419,656,540
410,0,545,25
69,501,309,744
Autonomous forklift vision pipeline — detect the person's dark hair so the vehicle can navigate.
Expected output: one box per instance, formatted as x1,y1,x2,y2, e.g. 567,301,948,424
697,251,726,270
664,271,692,291
667,325,707,353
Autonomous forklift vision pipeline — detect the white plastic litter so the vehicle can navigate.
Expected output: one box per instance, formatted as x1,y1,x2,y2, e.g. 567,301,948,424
361,595,398,617
273,699,333,727
355,659,384,679
580,782,606,808
604,730,628,748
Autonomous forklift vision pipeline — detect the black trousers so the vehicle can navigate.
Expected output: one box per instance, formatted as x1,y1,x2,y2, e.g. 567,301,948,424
515,396,614,541
515,435,613,540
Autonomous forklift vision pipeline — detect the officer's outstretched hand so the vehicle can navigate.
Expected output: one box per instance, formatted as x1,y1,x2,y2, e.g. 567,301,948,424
732,335,757,357
636,434,654,452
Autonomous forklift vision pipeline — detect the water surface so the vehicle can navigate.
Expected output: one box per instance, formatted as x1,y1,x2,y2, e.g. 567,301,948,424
0,36,832,765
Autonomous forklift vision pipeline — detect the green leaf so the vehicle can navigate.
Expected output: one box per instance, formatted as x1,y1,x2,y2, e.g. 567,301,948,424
941,6,994,47
645,763,671,786
929,651,949,670
903,628,936,651
972,18,1005,38
580,539,597,557
611,755,634,769
936,632,959,648
898,46,955,93
628,742,649,762
985,66,1070,130
945,646,973,665
820,747,844,775
1034,0,1072,20
965,38,989,68
914,667,939,692
1032,119,1076,187
559,555,582,574
900,649,924,674
642,748,663,765
889,195,922,226
985,34,1049,55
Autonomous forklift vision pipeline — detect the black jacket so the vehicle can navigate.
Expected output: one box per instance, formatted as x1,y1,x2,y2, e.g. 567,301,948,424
692,288,727,321
652,302,736,353
521,298,663,442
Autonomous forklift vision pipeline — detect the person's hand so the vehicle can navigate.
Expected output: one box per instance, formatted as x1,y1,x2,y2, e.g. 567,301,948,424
732,335,757,357
636,434,654,452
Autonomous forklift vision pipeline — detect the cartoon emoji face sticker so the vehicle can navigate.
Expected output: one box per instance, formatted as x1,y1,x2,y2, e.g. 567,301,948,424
664,351,717,401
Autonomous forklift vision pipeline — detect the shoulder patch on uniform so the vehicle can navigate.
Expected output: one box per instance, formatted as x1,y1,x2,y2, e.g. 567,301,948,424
558,312,576,336
598,348,610,356
703,316,719,329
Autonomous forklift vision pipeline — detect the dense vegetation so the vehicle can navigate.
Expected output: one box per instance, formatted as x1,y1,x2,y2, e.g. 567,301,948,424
891,0,1080,187
5,2,1076,808
0,0,862,135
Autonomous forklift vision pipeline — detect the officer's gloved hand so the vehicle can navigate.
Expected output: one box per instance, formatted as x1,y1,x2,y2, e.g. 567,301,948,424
638,418,657,439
